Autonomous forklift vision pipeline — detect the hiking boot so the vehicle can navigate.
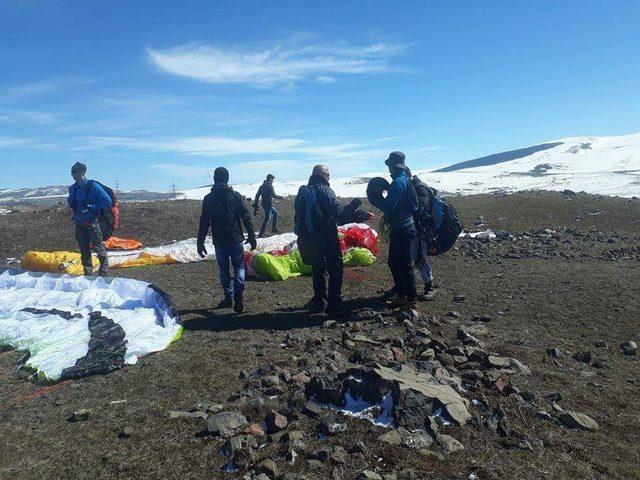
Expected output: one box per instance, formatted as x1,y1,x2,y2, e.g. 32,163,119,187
418,287,437,302
387,295,408,309
217,296,233,309
233,294,244,314
382,287,398,299
305,298,327,314
325,303,347,317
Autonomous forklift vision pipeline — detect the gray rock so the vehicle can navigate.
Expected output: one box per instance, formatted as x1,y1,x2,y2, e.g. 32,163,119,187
621,340,637,356
196,400,224,414
256,458,277,478
265,410,288,434
67,409,91,422
307,459,325,470
487,355,511,369
169,410,207,420
207,411,248,437
377,429,402,445
303,401,324,418
357,471,383,480
320,413,347,435
400,429,434,449
436,433,465,454
419,449,445,461
118,425,134,438
558,410,599,431
546,347,561,358
219,434,258,458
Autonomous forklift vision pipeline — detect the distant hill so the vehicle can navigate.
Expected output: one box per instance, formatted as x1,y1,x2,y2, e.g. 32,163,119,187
0,186,176,207
433,142,564,172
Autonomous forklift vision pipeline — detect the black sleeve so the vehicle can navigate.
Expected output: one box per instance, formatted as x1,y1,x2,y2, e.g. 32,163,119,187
237,193,256,239
197,197,211,246
318,186,357,226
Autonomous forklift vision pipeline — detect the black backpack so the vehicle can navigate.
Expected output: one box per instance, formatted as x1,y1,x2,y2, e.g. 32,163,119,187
81,181,119,241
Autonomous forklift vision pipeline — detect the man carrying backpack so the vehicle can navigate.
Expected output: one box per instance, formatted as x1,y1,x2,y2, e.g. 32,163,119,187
369,152,419,311
253,174,283,238
197,167,257,314
407,169,437,301
67,162,112,276
295,165,362,316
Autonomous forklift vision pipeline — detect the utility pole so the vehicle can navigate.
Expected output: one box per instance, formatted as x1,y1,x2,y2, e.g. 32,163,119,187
170,182,178,199
114,179,125,201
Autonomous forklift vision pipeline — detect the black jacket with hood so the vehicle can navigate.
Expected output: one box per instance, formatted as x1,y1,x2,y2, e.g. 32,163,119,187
197,184,256,246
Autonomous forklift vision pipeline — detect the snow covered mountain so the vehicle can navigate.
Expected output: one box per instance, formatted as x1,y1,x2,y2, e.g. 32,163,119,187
181,132,640,200
0,186,176,206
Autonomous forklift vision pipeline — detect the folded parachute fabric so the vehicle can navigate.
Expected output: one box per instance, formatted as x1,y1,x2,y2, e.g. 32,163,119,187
0,269,182,381
252,250,312,281
104,237,143,250
21,251,99,276
343,247,376,266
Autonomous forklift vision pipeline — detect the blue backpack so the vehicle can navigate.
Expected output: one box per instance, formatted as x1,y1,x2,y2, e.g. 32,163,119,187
294,185,323,236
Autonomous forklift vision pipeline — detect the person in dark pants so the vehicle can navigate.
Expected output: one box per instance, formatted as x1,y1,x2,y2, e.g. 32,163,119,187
67,162,112,276
197,167,257,314
253,174,283,237
370,152,419,310
295,165,362,316
407,169,437,301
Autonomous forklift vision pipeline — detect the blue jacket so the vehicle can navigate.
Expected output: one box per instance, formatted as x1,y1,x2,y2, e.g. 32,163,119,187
67,179,112,225
370,170,417,230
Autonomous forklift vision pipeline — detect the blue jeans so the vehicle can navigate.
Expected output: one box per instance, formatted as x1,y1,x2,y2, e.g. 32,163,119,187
215,242,245,298
259,204,279,237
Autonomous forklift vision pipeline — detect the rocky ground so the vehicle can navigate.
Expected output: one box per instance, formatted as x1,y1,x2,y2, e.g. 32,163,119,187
1,191,639,480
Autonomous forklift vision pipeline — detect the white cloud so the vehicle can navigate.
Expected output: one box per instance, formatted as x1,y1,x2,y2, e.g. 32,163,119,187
0,136,52,149
3,77,95,100
84,134,390,162
147,40,408,87
0,108,58,125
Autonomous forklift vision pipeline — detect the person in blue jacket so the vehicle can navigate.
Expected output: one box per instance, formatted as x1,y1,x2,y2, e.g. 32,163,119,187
369,152,419,310
67,162,112,276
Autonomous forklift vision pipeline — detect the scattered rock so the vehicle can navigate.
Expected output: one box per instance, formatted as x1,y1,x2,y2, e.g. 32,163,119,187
377,429,402,446
621,340,637,356
320,413,347,436
436,433,465,454
323,320,338,329
207,411,248,437
419,449,445,461
303,402,324,418
546,347,561,358
487,355,511,369
243,423,266,437
67,409,91,422
357,471,383,480
118,425,134,438
219,434,258,458
265,410,288,434
196,400,224,414
453,294,466,302
169,410,207,420
558,410,599,431
573,351,593,364
256,458,278,478
471,315,492,322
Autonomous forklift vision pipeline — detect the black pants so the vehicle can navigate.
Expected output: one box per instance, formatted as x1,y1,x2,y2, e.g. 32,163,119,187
311,237,344,307
75,222,109,276
388,225,417,302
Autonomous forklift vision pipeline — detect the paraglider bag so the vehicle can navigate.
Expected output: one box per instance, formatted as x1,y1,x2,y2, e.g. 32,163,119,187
427,200,463,255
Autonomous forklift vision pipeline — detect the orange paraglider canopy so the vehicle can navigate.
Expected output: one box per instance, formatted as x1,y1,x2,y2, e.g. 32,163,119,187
104,237,143,250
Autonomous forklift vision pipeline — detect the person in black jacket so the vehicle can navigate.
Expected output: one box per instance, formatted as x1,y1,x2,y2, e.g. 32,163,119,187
295,165,362,316
197,167,257,313
253,174,283,237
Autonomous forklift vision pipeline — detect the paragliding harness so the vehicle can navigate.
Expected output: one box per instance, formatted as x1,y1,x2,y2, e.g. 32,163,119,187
78,181,120,241
294,184,326,265
413,177,462,256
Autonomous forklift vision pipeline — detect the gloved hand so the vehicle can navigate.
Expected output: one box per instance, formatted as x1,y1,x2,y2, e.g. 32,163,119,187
245,237,257,251
349,198,362,209
197,244,208,258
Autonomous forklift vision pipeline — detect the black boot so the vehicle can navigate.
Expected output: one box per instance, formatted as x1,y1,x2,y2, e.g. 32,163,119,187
234,293,244,314
217,296,233,309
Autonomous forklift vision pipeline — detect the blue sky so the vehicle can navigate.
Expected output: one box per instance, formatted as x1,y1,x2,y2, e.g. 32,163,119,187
1,0,639,191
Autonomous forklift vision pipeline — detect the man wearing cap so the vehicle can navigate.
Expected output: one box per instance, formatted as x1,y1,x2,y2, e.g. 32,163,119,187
295,165,363,316
67,162,112,276
197,167,257,314
253,173,283,237
369,152,420,310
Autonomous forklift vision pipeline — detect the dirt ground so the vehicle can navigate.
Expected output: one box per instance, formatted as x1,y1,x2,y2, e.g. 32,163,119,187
1,191,639,480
